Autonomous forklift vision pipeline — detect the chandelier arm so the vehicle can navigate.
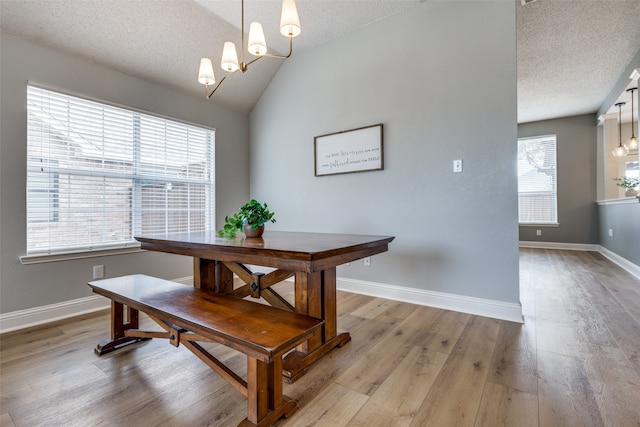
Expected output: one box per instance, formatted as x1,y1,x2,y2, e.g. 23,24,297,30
612,103,624,156
205,72,236,99
263,36,294,59
618,103,624,149
241,0,246,69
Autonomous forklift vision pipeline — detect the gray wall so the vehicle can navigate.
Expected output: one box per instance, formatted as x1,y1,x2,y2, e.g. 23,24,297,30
599,203,640,265
250,1,520,303
0,35,250,314
517,114,599,244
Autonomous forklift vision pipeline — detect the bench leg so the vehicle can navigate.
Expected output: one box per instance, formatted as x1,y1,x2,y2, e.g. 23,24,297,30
240,356,297,427
94,301,148,355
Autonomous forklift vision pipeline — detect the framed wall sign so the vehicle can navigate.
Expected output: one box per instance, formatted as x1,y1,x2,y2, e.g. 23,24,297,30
314,123,384,176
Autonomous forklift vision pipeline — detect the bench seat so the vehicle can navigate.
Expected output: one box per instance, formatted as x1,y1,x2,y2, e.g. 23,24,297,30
89,274,323,427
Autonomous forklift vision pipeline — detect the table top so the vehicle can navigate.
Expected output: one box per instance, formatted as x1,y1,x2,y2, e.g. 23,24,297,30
136,230,394,270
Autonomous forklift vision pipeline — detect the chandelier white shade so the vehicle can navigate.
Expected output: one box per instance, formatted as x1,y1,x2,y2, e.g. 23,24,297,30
197,0,301,99
280,0,301,37
198,58,215,85
221,42,240,72
248,22,267,56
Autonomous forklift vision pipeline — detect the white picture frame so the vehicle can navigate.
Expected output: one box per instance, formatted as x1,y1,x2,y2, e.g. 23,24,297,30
314,124,384,176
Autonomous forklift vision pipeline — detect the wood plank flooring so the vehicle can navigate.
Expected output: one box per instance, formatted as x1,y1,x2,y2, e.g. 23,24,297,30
1,248,640,426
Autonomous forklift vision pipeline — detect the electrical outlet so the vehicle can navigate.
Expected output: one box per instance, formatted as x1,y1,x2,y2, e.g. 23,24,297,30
93,265,104,279
364,257,371,266
609,228,613,237
536,229,542,236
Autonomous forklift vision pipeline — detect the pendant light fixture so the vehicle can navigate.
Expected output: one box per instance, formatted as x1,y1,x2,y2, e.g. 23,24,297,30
612,102,628,157
624,87,638,151
198,0,301,99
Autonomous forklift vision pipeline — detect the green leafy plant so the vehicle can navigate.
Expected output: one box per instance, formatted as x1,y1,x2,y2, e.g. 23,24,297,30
613,176,640,189
218,199,276,237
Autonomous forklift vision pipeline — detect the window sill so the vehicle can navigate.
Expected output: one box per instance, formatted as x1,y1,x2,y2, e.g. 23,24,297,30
519,223,560,227
20,245,144,265
596,197,639,206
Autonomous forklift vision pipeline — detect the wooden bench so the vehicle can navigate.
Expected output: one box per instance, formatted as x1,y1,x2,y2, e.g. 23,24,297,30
89,274,323,427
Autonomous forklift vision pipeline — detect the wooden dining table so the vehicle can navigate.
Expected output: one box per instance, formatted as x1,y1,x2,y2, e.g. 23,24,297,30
135,230,394,382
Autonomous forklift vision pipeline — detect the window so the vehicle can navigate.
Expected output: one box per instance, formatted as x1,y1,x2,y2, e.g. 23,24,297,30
26,85,215,255
517,135,557,224
626,160,639,180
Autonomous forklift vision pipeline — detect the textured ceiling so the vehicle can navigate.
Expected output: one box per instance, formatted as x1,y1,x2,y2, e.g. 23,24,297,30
517,0,640,123
1,0,639,121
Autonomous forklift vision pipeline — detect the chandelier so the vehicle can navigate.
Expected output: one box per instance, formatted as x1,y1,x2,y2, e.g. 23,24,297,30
197,0,301,98
612,102,628,157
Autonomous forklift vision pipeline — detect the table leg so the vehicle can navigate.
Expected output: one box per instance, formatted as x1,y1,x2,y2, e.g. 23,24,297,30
194,258,234,293
323,268,338,339
294,271,323,352
282,268,351,382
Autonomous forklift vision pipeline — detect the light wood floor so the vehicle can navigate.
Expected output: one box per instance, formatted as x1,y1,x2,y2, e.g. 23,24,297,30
1,249,640,426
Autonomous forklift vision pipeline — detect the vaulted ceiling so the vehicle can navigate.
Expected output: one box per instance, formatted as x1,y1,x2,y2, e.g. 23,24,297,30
2,0,639,122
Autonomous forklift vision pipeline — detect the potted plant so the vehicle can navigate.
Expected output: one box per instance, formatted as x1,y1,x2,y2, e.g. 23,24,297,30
613,176,640,197
218,199,276,238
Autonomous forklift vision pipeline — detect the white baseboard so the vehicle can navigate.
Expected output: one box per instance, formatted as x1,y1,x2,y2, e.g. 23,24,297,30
519,241,600,251
598,246,640,280
0,295,110,334
336,278,524,323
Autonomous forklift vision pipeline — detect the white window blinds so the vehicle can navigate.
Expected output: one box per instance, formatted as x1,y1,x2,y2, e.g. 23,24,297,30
26,85,215,255
517,135,557,224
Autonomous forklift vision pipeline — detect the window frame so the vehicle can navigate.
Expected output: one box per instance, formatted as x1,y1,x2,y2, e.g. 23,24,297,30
22,83,216,262
517,134,559,226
